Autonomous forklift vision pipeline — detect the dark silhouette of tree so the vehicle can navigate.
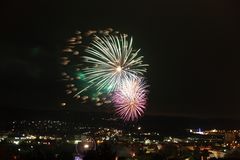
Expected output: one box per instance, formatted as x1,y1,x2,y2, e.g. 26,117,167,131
225,148,240,159
158,144,178,159
201,149,210,160
84,142,116,160
58,150,73,160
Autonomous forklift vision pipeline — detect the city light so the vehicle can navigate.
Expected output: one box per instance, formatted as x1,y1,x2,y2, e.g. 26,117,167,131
74,156,83,160
83,144,89,149
74,140,81,144
2,120,240,160
13,141,19,145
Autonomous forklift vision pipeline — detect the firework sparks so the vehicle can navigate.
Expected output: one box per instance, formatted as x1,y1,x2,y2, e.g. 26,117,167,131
82,34,148,93
112,77,148,121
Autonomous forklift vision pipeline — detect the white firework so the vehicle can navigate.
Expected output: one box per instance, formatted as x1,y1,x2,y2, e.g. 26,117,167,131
82,34,148,93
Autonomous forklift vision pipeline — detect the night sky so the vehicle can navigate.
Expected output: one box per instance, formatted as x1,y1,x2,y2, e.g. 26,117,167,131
1,0,239,119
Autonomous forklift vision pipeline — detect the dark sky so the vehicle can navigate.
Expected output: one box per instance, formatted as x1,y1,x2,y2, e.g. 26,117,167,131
1,0,240,119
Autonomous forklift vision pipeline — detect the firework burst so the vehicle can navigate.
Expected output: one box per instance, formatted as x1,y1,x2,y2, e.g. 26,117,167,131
82,34,148,93
112,77,148,121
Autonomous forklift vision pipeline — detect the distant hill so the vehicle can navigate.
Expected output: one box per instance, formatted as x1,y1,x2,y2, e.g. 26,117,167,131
1,108,240,132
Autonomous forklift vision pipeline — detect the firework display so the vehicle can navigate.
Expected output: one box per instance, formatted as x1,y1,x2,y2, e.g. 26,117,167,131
60,28,149,121
112,77,148,121
83,34,148,92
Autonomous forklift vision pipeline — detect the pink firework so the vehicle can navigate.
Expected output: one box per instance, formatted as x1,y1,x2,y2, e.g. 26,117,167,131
112,77,148,121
